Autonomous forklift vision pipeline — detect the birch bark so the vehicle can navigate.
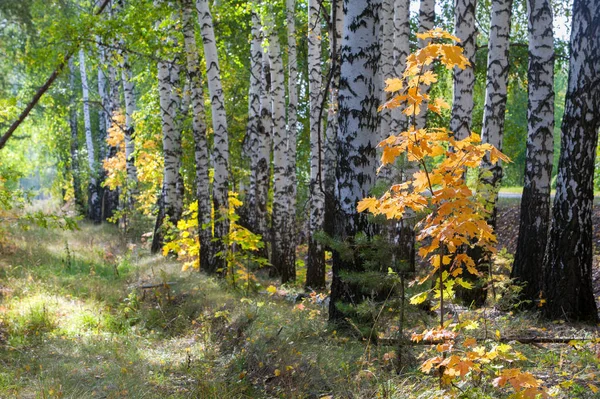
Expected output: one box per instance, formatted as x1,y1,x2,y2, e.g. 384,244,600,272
512,0,555,301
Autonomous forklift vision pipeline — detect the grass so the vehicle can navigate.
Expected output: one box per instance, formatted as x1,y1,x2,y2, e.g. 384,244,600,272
0,220,599,398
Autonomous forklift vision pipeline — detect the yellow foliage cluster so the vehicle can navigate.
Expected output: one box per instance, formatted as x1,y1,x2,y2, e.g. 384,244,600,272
103,112,127,191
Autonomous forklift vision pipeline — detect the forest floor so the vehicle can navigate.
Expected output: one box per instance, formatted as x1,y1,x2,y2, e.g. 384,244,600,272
0,201,599,398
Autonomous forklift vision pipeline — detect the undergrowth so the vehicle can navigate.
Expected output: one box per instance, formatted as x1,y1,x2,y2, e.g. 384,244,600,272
0,222,598,398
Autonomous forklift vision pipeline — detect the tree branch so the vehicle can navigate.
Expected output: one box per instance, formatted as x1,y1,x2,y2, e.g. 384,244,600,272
0,0,112,151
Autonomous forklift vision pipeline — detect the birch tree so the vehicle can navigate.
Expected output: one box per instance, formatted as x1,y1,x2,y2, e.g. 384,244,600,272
256,48,273,261
543,0,599,322
79,49,101,223
120,52,138,198
379,0,393,143
306,0,325,288
182,0,211,271
391,0,410,134
151,5,184,252
323,0,342,239
69,57,84,213
512,0,554,301
450,0,477,141
285,0,298,282
329,0,381,322
414,0,435,129
266,10,295,283
196,0,230,275
479,0,513,228
244,6,262,233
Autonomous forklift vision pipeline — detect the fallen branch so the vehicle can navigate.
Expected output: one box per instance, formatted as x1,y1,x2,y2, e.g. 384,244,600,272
139,282,178,289
378,336,599,346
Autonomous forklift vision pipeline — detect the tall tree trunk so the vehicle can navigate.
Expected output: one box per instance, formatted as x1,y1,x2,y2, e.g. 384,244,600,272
182,0,212,272
542,0,599,322
257,48,273,264
479,0,512,229
379,0,393,143
244,5,262,235
450,0,477,141
306,0,325,289
266,10,295,283
329,0,381,322
151,53,183,253
285,0,298,283
323,0,343,239
79,49,101,224
391,0,415,275
451,0,482,306
512,0,554,302
414,0,435,129
391,0,410,134
120,52,139,200
68,58,84,213
114,0,138,206
196,0,230,275
103,60,121,219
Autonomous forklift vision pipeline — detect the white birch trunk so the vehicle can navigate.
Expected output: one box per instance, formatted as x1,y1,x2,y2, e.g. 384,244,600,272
286,0,298,283
266,10,295,283
450,0,477,141
245,6,262,232
79,49,101,223
414,0,435,129
306,0,325,288
323,0,343,240
543,0,600,322
69,57,84,213
196,0,229,275
182,0,211,272
329,0,382,321
379,0,393,143
512,0,555,301
120,53,139,189
391,0,410,134
480,0,512,227
257,49,273,256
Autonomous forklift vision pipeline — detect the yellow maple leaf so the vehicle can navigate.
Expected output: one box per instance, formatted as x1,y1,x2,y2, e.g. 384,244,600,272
357,197,379,213
384,77,403,92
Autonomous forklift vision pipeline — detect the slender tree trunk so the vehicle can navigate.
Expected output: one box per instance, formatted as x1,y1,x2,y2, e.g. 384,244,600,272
391,0,410,134
113,0,137,206
196,0,230,275
414,0,435,129
542,0,599,322
479,0,512,229
329,0,382,322
120,52,139,199
450,0,477,141
151,51,183,253
103,60,121,219
306,0,325,289
257,48,273,263
97,44,109,161
323,0,343,239
285,0,298,283
451,0,482,306
379,0,393,143
79,49,101,224
391,0,415,276
68,58,84,213
512,0,554,302
266,10,295,283
244,5,262,234
182,0,211,272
